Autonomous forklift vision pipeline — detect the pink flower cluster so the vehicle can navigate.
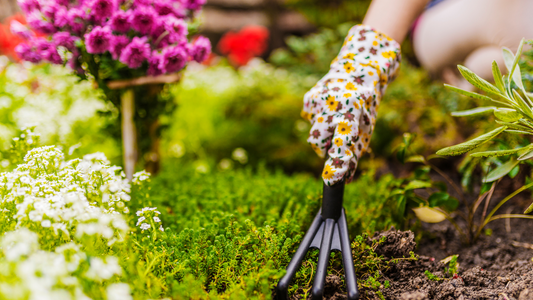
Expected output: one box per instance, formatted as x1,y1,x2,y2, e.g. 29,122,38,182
13,0,210,76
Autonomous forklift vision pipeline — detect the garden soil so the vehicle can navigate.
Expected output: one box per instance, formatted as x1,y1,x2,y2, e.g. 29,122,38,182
291,212,533,300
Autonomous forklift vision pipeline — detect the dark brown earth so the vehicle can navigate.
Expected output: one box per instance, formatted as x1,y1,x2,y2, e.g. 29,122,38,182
290,172,533,300
290,212,533,299
316,217,533,300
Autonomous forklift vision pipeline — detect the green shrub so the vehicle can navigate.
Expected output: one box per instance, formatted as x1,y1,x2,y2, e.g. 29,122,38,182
164,61,323,174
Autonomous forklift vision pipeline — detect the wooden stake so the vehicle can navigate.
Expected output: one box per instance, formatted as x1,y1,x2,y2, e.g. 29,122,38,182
121,90,137,180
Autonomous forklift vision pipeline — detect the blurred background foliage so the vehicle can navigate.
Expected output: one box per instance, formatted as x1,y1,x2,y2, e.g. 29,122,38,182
1,1,533,297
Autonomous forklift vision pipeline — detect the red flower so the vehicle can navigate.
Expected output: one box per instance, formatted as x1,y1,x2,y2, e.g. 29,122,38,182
217,25,269,66
0,15,27,60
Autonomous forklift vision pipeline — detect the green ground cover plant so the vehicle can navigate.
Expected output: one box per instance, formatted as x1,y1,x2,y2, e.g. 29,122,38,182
0,127,408,299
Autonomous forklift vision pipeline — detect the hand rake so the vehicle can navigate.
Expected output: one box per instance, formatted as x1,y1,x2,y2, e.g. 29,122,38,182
276,180,359,300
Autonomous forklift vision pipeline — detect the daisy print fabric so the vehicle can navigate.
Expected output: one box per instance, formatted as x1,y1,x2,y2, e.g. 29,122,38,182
302,24,401,186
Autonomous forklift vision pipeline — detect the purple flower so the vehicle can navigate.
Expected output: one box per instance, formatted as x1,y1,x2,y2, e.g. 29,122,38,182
132,0,152,7
153,0,181,17
53,7,69,28
110,35,130,59
89,0,117,20
34,38,63,64
84,26,112,54
185,0,206,10
130,7,157,34
27,11,57,34
165,16,187,43
15,43,42,63
147,52,164,76
189,36,210,63
10,20,34,40
159,45,187,73
109,10,131,33
17,0,41,14
120,37,150,68
66,8,86,35
53,32,78,50
150,18,169,48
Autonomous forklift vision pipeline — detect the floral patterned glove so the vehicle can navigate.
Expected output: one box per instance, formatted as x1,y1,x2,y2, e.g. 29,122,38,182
302,24,401,186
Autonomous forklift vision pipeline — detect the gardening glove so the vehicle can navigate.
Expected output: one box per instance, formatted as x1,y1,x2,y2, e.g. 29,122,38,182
302,24,401,186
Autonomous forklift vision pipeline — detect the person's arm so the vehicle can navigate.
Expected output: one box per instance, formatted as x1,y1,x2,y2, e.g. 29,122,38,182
303,0,430,186
363,0,430,43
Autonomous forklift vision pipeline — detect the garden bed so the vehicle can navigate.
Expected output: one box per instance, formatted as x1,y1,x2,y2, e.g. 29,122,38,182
300,216,533,300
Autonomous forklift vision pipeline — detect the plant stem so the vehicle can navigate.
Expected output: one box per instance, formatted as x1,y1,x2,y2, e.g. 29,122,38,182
474,182,533,240
486,214,533,222
481,180,499,224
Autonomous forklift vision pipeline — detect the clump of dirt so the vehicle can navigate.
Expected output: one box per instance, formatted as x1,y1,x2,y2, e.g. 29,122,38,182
370,226,416,258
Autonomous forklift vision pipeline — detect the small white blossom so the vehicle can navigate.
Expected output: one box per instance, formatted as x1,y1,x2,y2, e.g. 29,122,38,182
153,217,161,223
140,223,150,230
85,256,122,280
41,219,51,227
107,283,133,300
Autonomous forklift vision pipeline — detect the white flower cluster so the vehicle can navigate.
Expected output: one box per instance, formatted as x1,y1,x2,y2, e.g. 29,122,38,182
0,229,91,300
132,170,151,186
136,207,164,232
1,147,131,244
0,143,137,300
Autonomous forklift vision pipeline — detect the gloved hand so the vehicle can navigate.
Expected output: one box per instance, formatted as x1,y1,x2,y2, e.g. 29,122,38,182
302,24,401,186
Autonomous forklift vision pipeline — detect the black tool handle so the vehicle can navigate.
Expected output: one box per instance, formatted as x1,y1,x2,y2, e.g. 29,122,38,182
321,180,345,220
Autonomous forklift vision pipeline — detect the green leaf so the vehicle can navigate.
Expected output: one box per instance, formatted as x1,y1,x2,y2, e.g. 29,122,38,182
436,126,507,156
495,120,530,131
511,89,533,119
444,84,499,103
505,129,533,135
428,192,459,212
509,165,519,178
404,180,432,190
494,108,521,122
480,182,493,194
503,39,525,89
470,147,525,158
396,146,406,164
483,158,519,183
518,147,533,161
433,181,448,192
396,195,406,219
406,155,425,163
457,65,502,97
525,201,533,214
518,119,533,130
451,107,495,117
492,61,505,92
502,48,525,91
